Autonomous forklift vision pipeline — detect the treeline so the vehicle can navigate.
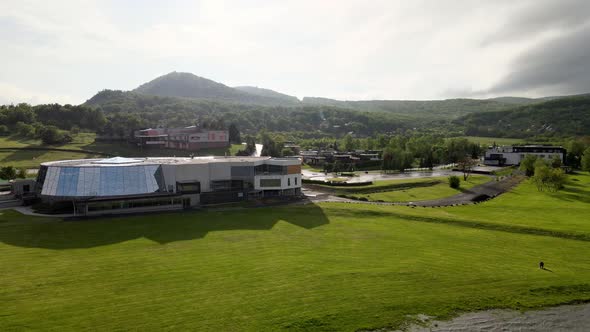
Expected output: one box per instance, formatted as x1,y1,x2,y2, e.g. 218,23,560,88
0,103,106,144
302,97,515,119
458,95,590,138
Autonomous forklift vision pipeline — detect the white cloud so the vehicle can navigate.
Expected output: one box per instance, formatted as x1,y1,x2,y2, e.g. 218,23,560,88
0,83,77,105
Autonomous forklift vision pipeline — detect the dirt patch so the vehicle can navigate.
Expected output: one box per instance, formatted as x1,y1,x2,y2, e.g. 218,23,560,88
396,303,590,332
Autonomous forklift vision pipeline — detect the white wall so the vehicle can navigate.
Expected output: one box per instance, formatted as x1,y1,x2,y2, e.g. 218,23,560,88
254,174,301,190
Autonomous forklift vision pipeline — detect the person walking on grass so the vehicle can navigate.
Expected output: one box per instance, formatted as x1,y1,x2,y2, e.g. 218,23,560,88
540,261,545,269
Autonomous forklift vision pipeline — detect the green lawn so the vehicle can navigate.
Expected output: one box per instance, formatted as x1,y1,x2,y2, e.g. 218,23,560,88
349,175,490,202
400,171,590,237
0,134,244,168
0,150,101,169
2,175,590,331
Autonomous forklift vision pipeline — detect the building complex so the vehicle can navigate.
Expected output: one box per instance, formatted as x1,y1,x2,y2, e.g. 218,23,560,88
35,156,301,216
134,126,229,151
483,145,566,166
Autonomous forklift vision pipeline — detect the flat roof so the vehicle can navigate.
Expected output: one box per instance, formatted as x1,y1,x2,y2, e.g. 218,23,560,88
41,156,301,167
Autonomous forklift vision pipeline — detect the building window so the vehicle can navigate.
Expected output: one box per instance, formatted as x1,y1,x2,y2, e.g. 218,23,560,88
211,180,243,192
295,177,298,185
255,164,287,175
288,178,291,186
176,181,201,194
260,179,281,187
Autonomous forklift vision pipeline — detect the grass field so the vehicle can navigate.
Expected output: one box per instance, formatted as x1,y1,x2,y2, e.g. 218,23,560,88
0,134,244,168
346,175,490,202
1,173,590,331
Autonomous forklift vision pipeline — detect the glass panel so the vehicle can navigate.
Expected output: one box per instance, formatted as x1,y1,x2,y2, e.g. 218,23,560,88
42,165,168,197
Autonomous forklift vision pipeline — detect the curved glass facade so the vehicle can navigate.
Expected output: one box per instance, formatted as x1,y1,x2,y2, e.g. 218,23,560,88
40,165,165,197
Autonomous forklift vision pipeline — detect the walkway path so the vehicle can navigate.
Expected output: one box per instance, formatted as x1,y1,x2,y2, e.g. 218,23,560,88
305,175,523,207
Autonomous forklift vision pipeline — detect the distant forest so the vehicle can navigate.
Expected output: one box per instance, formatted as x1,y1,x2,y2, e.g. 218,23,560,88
2,91,590,145
457,95,590,138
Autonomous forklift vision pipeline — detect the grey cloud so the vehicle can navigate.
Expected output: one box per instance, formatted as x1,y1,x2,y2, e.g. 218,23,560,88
482,0,590,45
488,24,590,95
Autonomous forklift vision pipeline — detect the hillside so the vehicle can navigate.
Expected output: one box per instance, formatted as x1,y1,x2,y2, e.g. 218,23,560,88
302,97,515,119
234,86,299,103
83,90,422,136
458,95,590,138
133,72,299,106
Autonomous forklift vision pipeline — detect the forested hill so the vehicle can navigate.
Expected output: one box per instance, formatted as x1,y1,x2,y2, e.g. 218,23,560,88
458,95,590,138
234,86,299,103
132,72,299,106
301,97,517,119
82,89,424,136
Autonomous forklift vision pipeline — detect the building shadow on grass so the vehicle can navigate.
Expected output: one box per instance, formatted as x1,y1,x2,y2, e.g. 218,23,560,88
0,203,329,249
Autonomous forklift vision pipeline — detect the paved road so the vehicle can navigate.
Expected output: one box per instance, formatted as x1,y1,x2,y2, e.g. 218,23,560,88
304,175,523,207
408,175,523,206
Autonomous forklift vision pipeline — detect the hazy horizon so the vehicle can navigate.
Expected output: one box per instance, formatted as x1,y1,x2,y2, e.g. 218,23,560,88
2,0,589,105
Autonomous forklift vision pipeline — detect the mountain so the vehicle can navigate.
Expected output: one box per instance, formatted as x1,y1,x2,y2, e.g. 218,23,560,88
486,93,590,105
458,95,590,138
234,86,299,103
132,72,299,106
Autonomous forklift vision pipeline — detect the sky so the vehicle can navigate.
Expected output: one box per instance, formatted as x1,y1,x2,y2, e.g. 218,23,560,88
1,0,589,105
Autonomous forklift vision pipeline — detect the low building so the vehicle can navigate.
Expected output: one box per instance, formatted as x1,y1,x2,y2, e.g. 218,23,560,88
484,145,566,166
36,156,302,216
134,126,229,151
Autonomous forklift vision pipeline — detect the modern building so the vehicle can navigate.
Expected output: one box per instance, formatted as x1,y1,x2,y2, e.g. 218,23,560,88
134,126,229,151
36,156,302,216
483,145,566,166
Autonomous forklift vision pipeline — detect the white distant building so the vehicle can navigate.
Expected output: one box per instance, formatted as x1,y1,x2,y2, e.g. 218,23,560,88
483,145,566,166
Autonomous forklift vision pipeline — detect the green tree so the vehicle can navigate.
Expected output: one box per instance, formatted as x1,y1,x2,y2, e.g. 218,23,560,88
457,157,477,180
532,163,565,192
448,175,460,189
343,134,354,152
550,155,562,168
0,166,17,180
15,121,35,137
519,155,538,176
39,125,63,145
228,123,241,144
16,168,27,179
0,125,9,136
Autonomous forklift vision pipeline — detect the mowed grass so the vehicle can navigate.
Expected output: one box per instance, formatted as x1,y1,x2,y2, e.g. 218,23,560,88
2,176,590,331
400,171,590,237
0,134,244,168
351,175,490,202
0,150,100,168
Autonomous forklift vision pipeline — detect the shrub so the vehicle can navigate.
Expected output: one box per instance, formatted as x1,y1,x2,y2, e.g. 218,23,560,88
39,125,63,145
519,155,538,176
532,163,566,192
0,166,17,180
0,125,9,136
448,175,461,189
16,168,27,179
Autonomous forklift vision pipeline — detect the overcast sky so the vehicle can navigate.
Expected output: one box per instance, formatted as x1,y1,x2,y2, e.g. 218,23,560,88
1,0,589,105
